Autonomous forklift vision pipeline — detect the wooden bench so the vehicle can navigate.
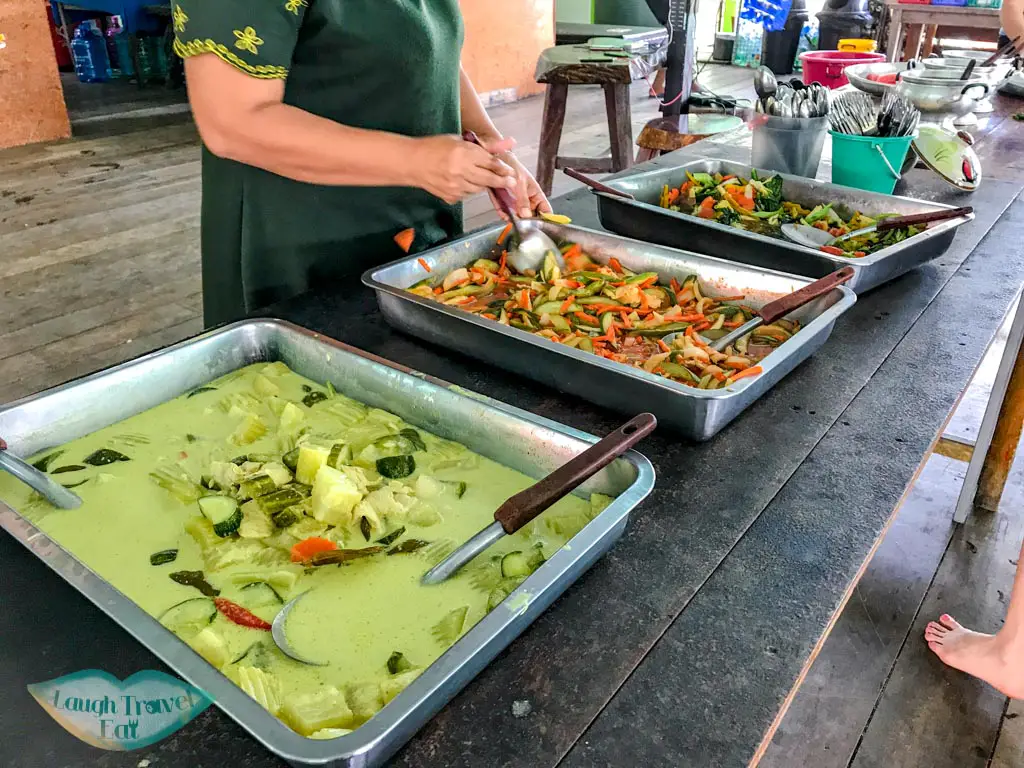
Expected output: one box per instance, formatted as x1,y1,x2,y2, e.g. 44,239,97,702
534,44,665,196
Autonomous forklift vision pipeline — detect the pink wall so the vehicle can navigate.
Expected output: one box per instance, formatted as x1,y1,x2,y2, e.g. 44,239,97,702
0,1,70,149
460,0,553,101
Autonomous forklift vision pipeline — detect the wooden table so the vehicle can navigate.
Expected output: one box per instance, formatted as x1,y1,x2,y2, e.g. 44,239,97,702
882,0,1002,62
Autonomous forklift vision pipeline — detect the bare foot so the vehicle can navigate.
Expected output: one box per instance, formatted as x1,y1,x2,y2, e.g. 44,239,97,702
925,614,1024,698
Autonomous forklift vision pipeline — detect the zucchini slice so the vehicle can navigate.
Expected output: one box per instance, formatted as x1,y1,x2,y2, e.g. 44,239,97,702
376,455,415,479
158,597,217,638
149,549,179,566
386,651,413,675
198,496,242,537
500,551,531,578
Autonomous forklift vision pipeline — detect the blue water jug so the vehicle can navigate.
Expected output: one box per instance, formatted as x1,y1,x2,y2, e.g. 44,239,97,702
71,20,113,84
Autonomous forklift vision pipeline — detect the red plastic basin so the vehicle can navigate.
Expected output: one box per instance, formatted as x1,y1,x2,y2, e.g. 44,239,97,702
800,50,887,89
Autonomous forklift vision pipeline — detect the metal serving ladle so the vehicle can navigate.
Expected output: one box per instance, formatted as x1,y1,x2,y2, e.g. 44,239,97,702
781,207,974,250
0,437,82,509
272,413,657,665
660,268,856,353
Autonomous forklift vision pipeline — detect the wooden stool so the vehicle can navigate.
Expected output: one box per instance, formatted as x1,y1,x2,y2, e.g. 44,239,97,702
534,45,664,196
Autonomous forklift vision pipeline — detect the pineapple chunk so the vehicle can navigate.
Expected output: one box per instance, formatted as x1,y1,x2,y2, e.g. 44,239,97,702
189,627,230,669
261,361,291,377
380,670,421,704
296,444,331,485
282,687,355,735
237,666,283,716
309,728,352,740
231,413,268,446
407,504,442,527
239,501,275,539
207,460,243,491
261,461,293,487
311,465,363,526
204,539,276,571
278,402,306,436
253,374,280,397
346,682,383,722
185,516,221,551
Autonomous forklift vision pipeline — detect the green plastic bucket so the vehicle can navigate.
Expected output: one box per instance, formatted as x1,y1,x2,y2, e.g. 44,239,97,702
829,131,916,194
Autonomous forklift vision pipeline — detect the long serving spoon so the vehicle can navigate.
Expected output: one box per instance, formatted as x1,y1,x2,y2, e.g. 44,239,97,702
562,168,636,200
0,437,82,509
462,130,564,275
661,267,856,353
271,413,657,665
781,206,974,250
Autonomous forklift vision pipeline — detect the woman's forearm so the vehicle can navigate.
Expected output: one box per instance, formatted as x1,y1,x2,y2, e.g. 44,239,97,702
459,67,504,142
1002,0,1024,47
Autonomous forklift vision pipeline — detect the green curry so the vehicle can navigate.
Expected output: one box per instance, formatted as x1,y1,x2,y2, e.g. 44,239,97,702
0,363,608,738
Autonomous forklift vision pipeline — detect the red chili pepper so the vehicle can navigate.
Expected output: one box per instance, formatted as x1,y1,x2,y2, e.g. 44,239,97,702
214,597,272,630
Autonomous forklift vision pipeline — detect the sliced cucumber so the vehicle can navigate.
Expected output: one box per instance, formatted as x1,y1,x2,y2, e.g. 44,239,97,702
198,496,242,537
239,581,284,608
327,442,352,469
500,551,531,578
239,474,277,500
600,311,616,333
271,506,302,528
158,597,217,638
377,455,415,479
255,486,310,516
282,447,300,473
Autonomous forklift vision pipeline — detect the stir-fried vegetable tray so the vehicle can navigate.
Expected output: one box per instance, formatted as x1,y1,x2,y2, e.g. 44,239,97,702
659,169,921,257
593,159,973,294
365,221,856,440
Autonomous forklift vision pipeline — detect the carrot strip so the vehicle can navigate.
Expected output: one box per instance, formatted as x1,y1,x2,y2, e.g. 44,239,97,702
639,291,650,313
607,257,624,273
678,313,705,322
728,365,763,383
560,296,576,313
657,339,670,353
394,228,416,254
290,537,337,563
670,278,681,293
518,290,531,310
724,319,745,328
574,311,599,325
417,258,432,273
433,286,443,295
639,277,658,289
820,245,844,256
499,250,508,272
481,312,497,320
497,223,513,245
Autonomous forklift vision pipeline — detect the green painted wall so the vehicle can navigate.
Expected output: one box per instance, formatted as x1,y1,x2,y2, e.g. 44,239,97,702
555,0,594,22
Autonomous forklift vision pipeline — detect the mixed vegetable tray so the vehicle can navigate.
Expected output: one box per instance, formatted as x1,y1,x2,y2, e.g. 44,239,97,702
365,220,856,441
594,158,974,293
0,319,654,768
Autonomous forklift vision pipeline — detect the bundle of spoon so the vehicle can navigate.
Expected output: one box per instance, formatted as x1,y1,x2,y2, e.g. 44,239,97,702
753,67,830,118
829,90,919,138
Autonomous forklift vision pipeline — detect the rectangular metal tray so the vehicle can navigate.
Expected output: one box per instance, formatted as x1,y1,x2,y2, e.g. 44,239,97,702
363,221,857,441
596,158,975,294
0,319,655,768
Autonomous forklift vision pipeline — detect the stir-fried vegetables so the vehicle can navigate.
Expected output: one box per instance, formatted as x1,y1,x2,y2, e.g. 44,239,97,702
409,239,802,390
658,170,921,257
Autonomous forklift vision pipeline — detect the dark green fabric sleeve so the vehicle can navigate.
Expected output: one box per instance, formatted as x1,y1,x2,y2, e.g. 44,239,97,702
171,0,308,79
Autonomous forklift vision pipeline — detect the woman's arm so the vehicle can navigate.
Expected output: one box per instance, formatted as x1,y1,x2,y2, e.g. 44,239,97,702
185,55,515,204
1001,0,1024,49
459,67,552,218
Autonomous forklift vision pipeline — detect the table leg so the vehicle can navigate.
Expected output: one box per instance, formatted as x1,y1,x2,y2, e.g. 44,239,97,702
903,23,924,62
976,335,1024,512
922,24,939,57
604,83,634,173
887,7,904,62
536,83,568,197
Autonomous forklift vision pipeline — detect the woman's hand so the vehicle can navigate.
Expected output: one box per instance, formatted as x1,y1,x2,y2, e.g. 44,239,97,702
411,135,516,204
492,150,553,220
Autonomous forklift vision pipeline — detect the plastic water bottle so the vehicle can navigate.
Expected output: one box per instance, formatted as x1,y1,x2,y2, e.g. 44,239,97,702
71,21,112,83
105,15,132,77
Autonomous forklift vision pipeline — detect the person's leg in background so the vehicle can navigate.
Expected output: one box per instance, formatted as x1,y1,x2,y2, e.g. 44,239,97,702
925,538,1024,698
645,0,705,98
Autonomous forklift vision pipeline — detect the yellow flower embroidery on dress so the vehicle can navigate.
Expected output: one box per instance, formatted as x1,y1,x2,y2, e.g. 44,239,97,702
173,38,288,79
233,26,264,55
172,4,188,33
284,0,308,14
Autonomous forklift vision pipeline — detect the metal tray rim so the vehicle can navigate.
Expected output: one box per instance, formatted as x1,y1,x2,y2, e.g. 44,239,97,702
363,222,858,405
0,318,656,766
600,158,975,267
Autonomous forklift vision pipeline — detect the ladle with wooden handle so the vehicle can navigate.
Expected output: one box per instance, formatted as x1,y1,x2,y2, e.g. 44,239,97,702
0,437,82,509
421,413,657,585
663,267,856,353
562,168,636,200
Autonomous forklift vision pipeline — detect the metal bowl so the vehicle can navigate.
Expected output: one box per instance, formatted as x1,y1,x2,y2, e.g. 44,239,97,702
919,58,1013,83
844,61,915,96
897,72,990,116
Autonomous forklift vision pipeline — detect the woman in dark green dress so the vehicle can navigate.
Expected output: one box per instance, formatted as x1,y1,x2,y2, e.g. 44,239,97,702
172,0,551,327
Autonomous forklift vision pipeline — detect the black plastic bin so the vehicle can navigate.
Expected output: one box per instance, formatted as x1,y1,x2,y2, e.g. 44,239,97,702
816,0,874,51
762,0,809,76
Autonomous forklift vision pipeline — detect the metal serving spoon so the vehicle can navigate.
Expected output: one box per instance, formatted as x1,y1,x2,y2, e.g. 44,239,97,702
271,414,657,665
781,207,973,250
754,66,778,111
463,131,564,275
0,437,82,509
661,268,855,353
